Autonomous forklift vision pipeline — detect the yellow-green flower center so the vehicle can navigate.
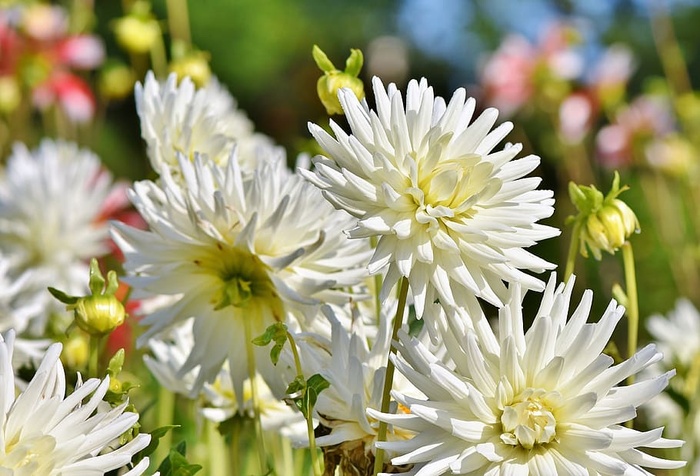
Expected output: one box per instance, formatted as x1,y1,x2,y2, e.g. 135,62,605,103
500,388,559,450
198,244,283,321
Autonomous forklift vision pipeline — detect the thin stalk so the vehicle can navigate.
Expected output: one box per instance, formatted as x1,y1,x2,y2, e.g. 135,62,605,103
244,317,268,474
206,419,227,476
165,0,192,46
154,386,175,468
286,331,322,476
649,0,692,100
370,236,383,324
229,417,241,475
372,277,409,476
88,335,102,378
622,242,639,372
564,220,581,281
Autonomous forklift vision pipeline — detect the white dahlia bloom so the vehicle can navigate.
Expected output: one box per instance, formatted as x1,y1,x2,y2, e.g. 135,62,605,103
302,77,559,318
0,140,118,333
291,305,417,473
643,299,700,469
144,318,306,438
113,154,371,401
369,275,685,475
135,72,276,178
0,331,151,475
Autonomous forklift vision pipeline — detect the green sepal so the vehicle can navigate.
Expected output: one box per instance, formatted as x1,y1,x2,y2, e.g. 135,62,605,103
345,48,363,77
312,45,336,73
88,258,106,296
47,287,79,305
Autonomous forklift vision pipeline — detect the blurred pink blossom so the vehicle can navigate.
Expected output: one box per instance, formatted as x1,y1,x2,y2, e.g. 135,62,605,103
480,23,584,116
596,95,674,168
559,91,596,143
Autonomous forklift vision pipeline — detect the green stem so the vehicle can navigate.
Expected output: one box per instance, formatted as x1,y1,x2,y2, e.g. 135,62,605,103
154,386,175,468
564,220,581,281
244,318,268,474
372,277,409,476
370,236,383,324
206,419,227,476
286,331,322,476
165,0,192,47
622,242,639,365
229,417,241,474
88,335,102,378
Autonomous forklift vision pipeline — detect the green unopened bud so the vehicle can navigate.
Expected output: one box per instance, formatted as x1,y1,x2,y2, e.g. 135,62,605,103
75,294,126,335
48,258,127,337
0,76,21,114
313,45,364,115
169,50,211,88
113,3,160,54
569,172,640,260
99,62,136,100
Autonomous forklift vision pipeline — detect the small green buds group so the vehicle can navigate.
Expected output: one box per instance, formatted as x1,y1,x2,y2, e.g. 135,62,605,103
568,172,640,260
49,258,126,336
312,45,364,115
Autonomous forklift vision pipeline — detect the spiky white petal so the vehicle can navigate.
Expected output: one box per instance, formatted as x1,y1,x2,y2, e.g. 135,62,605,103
0,330,150,475
0,140,119,334
370,275,685,475
135,72,278,179
302,77,559,321
113,153,371,402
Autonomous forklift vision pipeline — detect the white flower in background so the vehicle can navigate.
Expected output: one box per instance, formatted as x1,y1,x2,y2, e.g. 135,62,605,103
113,154,371,402
135,72,277,178
0,330,151,475
292,305,417,473
302,77,559,322
0,139,118,333
369,275,685,475
644,299,700,469
144,318,306,438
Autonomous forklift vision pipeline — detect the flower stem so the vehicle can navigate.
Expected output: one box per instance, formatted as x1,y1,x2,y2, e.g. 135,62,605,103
372,277,409,476
564,220,581,281
229,417,241,474
286,331,322,476
165,0,192,46
243,318,268,474
622,242,639,368
88,335,102,378
154,385,175,468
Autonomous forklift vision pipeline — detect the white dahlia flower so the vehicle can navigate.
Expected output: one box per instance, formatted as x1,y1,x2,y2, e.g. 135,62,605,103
0,139,119,333
369,275,685,475
0,331,151,475
135,72,276,178
302,77,559,318
113,154,371,401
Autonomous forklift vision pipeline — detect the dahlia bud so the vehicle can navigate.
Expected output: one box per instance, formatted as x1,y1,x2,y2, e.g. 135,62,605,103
48,258,127,337
313,45,364,115
74,294,126,335
112,2,160,54
568,172,640,260
99,62,136,100
168,50,211,88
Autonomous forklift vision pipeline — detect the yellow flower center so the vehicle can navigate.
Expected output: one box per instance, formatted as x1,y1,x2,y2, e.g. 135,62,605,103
500,388,559,450
2,434,57,474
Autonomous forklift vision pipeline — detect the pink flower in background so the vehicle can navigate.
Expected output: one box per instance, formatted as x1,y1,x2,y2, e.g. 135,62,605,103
480,23,583,116
558,91,596,143
480,35,536,116
0,4,104,121
596,95,674,168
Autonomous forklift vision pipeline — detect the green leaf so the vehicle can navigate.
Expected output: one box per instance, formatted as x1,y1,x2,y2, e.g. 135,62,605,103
157,441,203,476
304,373,330,412
312,44,336,73
252,322,288,365
140,425,179,458
107,348,125,376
